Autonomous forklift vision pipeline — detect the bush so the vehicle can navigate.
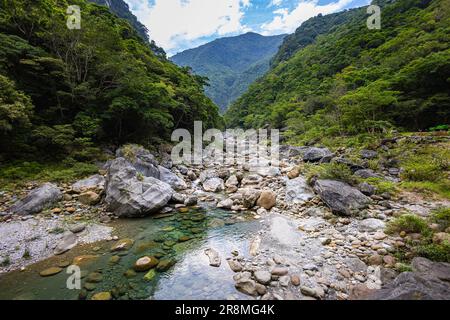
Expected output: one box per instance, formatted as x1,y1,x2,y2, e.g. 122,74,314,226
415,242,450,262
386,213,431,235
305,162,356,185
364,177,397,195
430,207,450,229
401,162,441,182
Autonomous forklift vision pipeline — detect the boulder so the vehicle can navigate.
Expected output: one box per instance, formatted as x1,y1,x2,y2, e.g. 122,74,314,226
285,177,314,203
199,169,218,183
359,218,386,232
158,166,187,191
202,177,224,193
204,248,221,267
358,182,376,196
354,169,379,179
360,149,378,159
78,191,101,205
313,180,371,216
72,175,105,193
217,198,233,209
254,270,271,285
303,147,333,163
241,189,261,209
251,166,280,177
105,158,173,218
256,190,276,210
184,196,198,206
10,183,62,215
241,174,263,186
116,144,159,178
54,232,78,255
365,258,450,300
225,175,239,188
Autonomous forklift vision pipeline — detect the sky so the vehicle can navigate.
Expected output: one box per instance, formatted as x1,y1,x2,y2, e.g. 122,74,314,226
124,0,371,56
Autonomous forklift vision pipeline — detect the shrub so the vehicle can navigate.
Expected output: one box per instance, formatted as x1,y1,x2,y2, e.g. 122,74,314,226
364,177,397,195
386,213,431,235
304,162,356,185
430,207,450,229
401,162,441,182
415,242,450,262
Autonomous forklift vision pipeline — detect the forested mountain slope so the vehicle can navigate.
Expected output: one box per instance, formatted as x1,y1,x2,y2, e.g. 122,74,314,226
88,0,165,57
0,0,221,161
225,0,450,144
172,32,285,112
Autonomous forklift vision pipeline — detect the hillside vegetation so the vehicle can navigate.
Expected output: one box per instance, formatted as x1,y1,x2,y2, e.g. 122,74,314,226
0,0,221,164
225,0,450,144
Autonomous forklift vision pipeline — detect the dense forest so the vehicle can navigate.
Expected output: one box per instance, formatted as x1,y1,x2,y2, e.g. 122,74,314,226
225,0,450,144
0,0,221,162
172,32,285,112
88,0,165,57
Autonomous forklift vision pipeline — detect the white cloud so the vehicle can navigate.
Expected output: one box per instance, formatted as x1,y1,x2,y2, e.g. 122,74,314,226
268,0,283,7
125,0,251,55
261,0,352,35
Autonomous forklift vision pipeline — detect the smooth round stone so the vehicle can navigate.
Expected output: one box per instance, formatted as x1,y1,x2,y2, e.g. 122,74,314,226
124,269,136,278
134,256,159,272
178,235,191,242
84,282,97,291
109,255,121,264
91,292,112,300
110,238,134,252
156,259,175,271
86,272,103,283
39,267,63,277
72,255,98,266
58,260,71,268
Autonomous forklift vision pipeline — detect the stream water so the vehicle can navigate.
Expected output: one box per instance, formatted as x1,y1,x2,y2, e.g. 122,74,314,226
0,206,261,300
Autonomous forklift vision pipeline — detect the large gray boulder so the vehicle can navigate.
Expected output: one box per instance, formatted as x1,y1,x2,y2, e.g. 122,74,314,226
72,174,105,193
116,144,160,179
202,177,225,193
158,166,187,191
285,177,315,203
105,158,173,218
366,258,450,300
10,183,62,215
313,179,371,216
303,147,333,162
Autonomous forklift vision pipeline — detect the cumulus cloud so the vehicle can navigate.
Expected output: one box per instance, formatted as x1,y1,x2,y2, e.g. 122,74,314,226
125,0,251,55
261,0,352,35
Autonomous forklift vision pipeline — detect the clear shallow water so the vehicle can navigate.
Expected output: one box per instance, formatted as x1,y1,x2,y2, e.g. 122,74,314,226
0,206,260,300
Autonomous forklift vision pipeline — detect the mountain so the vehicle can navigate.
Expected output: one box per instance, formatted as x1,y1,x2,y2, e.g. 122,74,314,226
172,32,286,112
88,0,165,57
225,0,450,143
0,0,221,160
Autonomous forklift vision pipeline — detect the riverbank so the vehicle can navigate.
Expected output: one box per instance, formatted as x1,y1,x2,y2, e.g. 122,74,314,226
0,133,449,300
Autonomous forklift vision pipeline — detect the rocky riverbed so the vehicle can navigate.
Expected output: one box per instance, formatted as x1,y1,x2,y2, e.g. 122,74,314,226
0,142,449,300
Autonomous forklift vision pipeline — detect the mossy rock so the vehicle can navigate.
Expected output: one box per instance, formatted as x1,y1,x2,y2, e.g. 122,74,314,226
91,292,112,300
156,259,175,271
39,267,63,277
84,282,97,291
86,272,103,283
123,269,137,278
143,269,156,281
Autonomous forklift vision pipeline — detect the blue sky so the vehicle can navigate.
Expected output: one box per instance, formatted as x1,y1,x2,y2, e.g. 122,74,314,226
125,0,370,56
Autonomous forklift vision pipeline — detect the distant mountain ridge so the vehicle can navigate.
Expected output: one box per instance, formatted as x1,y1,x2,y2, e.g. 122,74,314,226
171,32,286,112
